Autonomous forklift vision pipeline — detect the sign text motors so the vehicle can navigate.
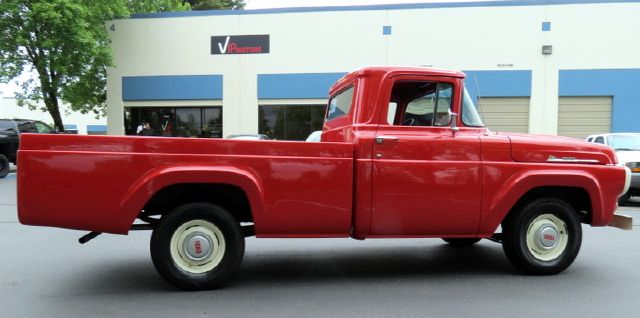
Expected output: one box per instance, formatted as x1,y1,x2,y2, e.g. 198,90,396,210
211,35,270,55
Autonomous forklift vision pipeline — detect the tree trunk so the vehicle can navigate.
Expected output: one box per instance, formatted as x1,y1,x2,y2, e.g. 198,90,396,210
45,97,64,132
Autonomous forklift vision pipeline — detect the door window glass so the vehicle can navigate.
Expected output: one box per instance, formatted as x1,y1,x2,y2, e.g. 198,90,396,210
34,122,53,133
594,136,605,144
17,121,37,133
388,81,453,127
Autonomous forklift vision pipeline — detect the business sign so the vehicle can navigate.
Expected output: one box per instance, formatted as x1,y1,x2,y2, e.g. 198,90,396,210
211,35,270,55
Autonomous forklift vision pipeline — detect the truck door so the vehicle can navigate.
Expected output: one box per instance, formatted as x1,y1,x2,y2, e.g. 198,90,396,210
370,77,482,236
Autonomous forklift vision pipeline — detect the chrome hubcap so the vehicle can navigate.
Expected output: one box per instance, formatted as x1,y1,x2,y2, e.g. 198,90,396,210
537,225,559,249
183,233,213,261
170,220,226,274
526,214,569,261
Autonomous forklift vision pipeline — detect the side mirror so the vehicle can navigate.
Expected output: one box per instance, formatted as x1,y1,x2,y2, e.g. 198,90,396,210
449,113,459,135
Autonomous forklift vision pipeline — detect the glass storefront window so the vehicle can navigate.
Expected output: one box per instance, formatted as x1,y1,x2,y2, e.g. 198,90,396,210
203,108,223,138
176,108,201,138
124,106,222,138
258,105,325,141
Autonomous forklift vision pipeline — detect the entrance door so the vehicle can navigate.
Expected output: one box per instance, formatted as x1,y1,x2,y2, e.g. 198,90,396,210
370,78,482,236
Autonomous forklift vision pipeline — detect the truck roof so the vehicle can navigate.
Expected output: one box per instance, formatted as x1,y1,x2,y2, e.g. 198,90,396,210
330,66,466,94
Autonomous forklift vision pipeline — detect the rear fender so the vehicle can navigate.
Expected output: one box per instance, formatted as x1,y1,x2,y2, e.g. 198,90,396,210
118,165,264,234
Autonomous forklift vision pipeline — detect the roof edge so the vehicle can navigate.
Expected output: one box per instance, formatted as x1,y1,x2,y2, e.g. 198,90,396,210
129,0,640,19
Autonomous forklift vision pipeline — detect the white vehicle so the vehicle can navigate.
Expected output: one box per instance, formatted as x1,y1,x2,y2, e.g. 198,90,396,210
586,133,640,205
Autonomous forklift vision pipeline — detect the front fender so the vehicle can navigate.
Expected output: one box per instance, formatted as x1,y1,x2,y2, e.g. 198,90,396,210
117,165,264,234
479,169,602,236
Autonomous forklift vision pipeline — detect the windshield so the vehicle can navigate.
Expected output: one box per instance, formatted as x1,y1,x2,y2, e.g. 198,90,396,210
461,88,484,127
0,120,14,132
608,135,640,151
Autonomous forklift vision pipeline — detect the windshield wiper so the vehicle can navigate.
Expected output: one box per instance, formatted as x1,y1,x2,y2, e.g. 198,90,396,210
614,148,640,151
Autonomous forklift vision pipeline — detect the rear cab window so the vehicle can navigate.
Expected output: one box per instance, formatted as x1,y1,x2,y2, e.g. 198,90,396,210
326,86,355,121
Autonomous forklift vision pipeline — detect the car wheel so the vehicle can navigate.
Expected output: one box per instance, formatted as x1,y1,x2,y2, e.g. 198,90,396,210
0,154,9,179
150,202,245,290
442,238,481,246
502,198,582,275
618,192,631,206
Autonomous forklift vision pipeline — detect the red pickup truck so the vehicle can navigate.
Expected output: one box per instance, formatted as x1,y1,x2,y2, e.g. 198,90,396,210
18,66,632,290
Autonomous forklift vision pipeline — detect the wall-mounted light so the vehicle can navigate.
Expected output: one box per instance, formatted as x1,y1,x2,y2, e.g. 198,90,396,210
542,45,553,55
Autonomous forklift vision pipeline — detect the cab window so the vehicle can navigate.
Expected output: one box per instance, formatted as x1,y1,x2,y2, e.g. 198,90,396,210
594,136,605,144
326,86,354,121
386,81,453,127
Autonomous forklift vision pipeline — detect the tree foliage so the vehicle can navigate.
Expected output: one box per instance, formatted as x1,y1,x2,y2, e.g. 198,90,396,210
0,0,240,131
128,0,190,14
0,0,129,130
184,0,245,10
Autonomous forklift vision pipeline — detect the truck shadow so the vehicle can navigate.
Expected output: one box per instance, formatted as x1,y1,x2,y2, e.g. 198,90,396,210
69,241,517,293
236,243,513,286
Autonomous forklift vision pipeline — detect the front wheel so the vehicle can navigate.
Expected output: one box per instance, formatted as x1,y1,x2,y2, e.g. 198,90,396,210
150,202,245,290
502,198,582,275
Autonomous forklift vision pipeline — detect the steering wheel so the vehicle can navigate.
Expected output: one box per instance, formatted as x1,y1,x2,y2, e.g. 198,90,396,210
402,118,415,126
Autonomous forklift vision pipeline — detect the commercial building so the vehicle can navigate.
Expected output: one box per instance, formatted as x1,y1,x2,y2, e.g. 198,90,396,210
107,0,640,140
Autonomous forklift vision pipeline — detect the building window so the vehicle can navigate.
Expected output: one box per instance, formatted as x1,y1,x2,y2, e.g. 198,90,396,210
125,107,222,138
258,105,325,140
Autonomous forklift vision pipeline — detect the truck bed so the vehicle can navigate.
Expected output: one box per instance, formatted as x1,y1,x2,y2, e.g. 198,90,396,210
17,134,354,236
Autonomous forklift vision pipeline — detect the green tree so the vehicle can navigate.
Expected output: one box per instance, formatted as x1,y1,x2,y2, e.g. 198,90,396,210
128,0,190,14
0,0,189,131
184,0,245,10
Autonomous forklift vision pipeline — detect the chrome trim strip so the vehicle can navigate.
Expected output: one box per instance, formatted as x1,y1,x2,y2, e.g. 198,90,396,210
546,158,600,163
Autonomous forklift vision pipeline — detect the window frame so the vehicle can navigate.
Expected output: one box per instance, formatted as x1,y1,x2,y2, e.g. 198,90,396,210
382,77,457,128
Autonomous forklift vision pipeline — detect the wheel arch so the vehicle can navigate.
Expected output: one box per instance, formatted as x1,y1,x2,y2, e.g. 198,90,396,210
479,170,601,235
118,165,264,234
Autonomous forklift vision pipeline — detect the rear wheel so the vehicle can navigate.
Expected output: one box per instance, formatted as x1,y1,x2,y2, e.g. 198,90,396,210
502,198,582,275
0,154,9,179
442,238,481,246
150,202,245,290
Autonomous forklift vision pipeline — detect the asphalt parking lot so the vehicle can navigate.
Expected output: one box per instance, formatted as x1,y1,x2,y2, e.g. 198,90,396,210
1,172,639,318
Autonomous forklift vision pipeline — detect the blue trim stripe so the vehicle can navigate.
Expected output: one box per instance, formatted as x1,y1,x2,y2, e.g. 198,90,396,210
122,75,223,101
87,125,107,132
559,69,640,132
131,1,640,19
258,73,347,99
64,124,78,130
463,70,532,102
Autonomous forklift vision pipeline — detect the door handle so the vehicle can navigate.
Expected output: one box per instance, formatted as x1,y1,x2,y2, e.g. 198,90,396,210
375,135,399,144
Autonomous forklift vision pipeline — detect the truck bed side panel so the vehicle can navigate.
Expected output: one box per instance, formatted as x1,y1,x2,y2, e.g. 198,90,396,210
18,134,354,236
